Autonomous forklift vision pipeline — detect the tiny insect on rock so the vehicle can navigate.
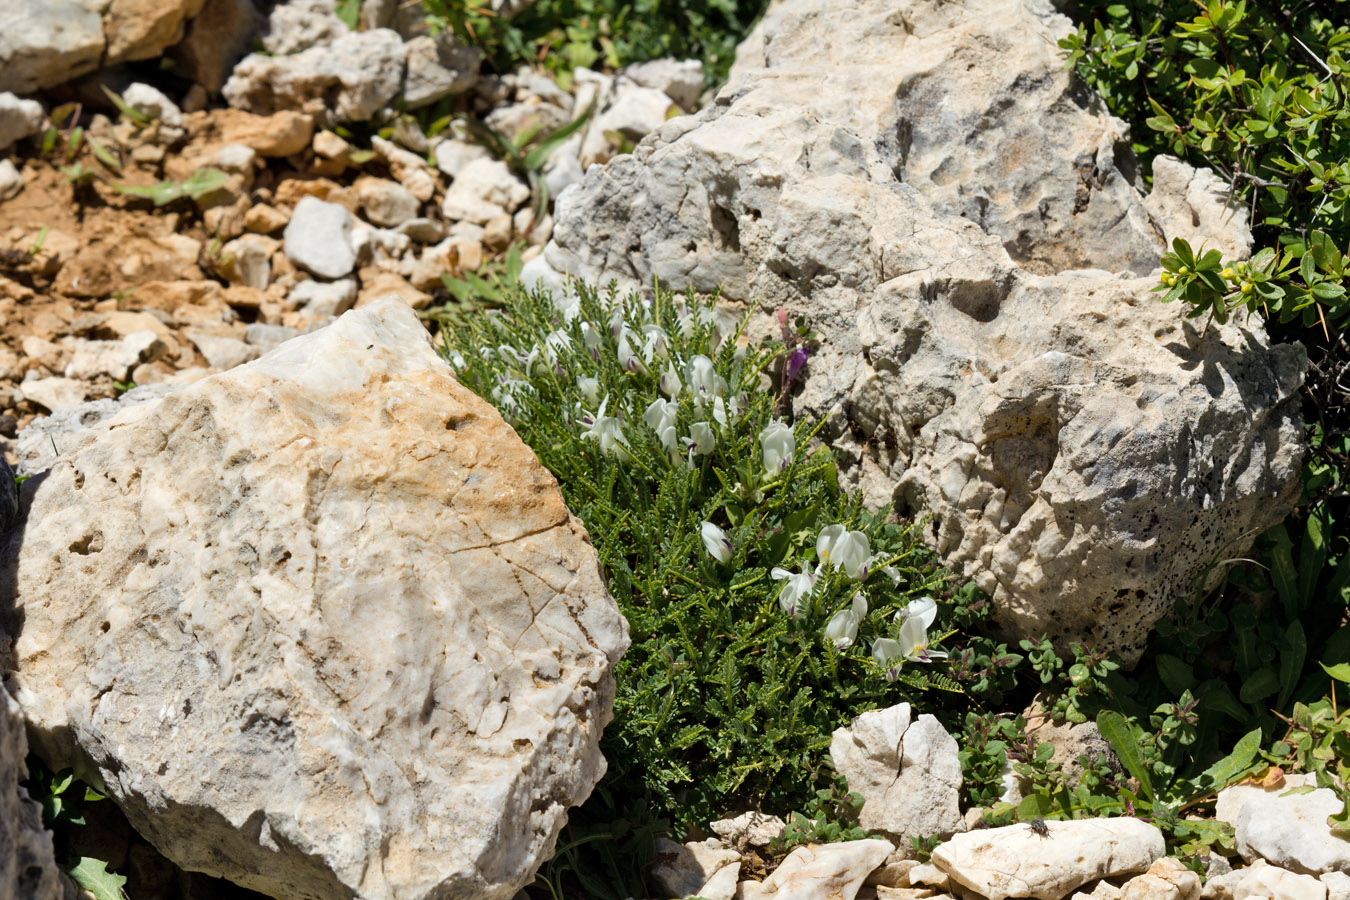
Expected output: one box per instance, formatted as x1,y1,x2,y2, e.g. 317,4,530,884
1028,818,1051,839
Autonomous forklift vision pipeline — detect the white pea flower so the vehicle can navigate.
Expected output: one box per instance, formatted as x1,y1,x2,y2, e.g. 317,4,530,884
659,362,683,399
643,398,680,455
728,393,744,422
641,324,670,362
676,305,695,339
759,420,795,475
617,329,646,374
581,397,630,461
686,355,727,410
824,592,868,651
685,421,715,465
643,397,677,432
580,321,603,354
817,524,871,581
771,564,817,618
874,596,947,680
577,376,601,407
448,350,466,370
701,521,733,563
609,308,626,339
896,596,946,658
872,638,906,681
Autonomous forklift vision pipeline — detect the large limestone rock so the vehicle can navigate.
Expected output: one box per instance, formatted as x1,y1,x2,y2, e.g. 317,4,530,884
0,299,629,900
829,703,964,850
0,0,208,94
1,691,63,900
931,818,1165,900
525,0,1304,661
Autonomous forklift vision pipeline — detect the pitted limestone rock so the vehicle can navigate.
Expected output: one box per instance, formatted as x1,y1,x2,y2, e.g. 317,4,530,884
0,299,629,900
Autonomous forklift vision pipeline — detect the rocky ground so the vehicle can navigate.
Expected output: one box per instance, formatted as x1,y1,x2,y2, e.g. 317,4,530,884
0,6,700,444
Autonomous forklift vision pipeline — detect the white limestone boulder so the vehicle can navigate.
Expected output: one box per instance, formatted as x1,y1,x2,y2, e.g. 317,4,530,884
829,703,964,850
930,818,1165,900
0,299,629,900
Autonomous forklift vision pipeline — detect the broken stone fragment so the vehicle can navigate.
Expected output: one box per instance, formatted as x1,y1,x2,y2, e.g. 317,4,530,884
829,703,965,851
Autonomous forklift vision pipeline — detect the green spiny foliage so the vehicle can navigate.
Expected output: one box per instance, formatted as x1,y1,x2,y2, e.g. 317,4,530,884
438,280,964,832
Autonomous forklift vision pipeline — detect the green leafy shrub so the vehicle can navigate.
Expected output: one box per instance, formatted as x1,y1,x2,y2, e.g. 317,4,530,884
1060,1,1349,329
422,0,770,87
440,282,963,832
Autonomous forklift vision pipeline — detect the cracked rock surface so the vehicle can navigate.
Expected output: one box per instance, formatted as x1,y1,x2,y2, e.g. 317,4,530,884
525,0,1305,662
0,298,629,900
829,702,964,847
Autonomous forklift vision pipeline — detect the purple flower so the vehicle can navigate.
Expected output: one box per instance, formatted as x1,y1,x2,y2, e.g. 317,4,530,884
786,347,811,384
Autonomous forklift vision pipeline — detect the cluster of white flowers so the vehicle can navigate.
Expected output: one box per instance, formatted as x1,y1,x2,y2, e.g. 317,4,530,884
872,596,948,680
700,518,944,670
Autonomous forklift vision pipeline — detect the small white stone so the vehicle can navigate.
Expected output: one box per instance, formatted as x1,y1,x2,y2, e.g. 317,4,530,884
19,376,87,411
357,177,420,228
212,143,257,173
185,331,261,371
1204,860,1327,900
0,159,23,201
1321,873,1350,900
122,83,184,127
284,196,356,279
220,235,277,290
290,279,357,319
371,136,435,201
621,58,705,110
433,138,492,180
441,158,530,224
1233,778,1350,875
1120,858,1202,900
830,703,965,846
0,92,45,151
710,812,786,848
64,332,161,381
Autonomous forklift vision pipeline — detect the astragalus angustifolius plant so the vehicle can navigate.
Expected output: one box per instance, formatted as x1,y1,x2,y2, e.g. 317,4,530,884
439,281,961,830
